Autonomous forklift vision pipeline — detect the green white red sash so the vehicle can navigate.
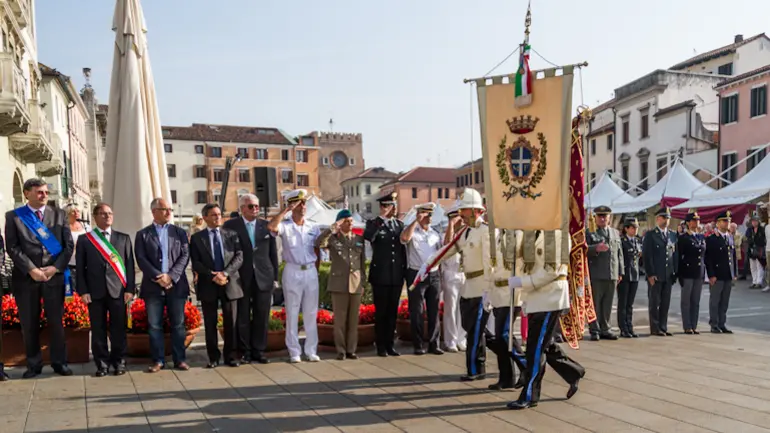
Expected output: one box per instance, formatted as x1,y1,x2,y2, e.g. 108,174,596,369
85,230,127,287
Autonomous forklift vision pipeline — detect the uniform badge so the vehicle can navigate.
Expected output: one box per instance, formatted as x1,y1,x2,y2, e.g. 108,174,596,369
110,253,120,263
496,115,547,201
37,227,49,239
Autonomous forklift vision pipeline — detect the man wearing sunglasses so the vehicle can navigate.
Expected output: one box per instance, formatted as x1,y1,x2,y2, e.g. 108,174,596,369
223,194,278,364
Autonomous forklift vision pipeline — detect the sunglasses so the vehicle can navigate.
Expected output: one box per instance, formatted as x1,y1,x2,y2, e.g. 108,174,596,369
245,204,259,210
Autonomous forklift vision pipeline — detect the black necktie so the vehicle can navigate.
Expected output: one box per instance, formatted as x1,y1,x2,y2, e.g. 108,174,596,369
212,230,225,271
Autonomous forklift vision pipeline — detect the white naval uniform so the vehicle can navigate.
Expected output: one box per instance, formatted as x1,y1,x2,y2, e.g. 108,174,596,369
274,219,322,359
440,252,466,350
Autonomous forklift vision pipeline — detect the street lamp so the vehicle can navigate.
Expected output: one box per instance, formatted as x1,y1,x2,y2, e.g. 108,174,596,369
218,153,243,212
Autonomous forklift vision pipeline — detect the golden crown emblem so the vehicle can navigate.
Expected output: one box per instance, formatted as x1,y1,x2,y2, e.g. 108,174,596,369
506,115,540,135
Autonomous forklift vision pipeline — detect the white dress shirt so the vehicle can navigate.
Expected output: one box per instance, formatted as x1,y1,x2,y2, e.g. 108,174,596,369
27,203,45,219
275,219,321,265
403,225,441,271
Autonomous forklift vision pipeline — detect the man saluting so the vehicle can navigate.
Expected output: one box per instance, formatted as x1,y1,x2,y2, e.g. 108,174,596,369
76,203,135,377
4,178,74,379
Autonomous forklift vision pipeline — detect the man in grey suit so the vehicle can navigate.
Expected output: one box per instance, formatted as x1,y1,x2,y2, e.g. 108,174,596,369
5,178,74,379
587,206,624,341
135,198,191,372
76,203,135,377
643,207,679,336
223,194,278,365
191,203,244,368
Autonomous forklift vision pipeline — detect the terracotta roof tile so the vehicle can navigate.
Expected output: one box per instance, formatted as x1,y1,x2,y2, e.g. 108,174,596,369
382,167,457,186
670,33,767,70
342,167,398,183
715,64,770,89
161,123,296,145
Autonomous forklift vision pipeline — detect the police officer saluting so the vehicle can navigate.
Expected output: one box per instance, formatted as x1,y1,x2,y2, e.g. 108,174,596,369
705,210,736,334
364,192,407,357
642,207,678,336
587,206,624,341
678,211,706,335
618,217,642,338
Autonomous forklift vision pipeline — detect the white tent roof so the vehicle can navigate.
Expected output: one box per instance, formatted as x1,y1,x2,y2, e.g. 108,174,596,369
612,160,716,213
584,172,635,210
305,195,364,228
675,144,770,209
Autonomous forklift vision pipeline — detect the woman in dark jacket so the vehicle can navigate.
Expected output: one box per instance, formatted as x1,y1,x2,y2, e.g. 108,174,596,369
618,217,642,338
678,212,706,334
746,215,767,289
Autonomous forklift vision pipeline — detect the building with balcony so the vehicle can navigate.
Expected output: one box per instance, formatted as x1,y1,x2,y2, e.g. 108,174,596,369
378,166,457,218
340,167,397,218
715,64,770,184
39,63,91,211
308,131,364,200
0,0,57,228
161,123,320,222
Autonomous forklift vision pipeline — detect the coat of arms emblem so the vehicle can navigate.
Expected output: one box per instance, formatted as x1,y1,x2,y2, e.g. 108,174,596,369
496,115,547,200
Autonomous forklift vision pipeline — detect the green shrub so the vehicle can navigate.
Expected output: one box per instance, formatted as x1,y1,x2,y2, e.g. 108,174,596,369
278,261,373,308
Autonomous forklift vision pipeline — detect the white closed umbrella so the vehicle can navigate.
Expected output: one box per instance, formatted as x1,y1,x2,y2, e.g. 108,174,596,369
103,0,171,237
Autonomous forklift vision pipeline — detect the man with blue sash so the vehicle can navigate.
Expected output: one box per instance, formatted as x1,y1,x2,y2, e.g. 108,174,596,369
4,179,74,379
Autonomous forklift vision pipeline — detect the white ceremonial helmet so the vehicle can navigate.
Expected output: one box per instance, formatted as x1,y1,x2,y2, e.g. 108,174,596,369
457,188,484,210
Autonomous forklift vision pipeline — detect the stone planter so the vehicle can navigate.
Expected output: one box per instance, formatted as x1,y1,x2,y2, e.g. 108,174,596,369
396,319,442,342
1,328,91,366
357,323,376,347
317,324,335,346
126,328,200,358
219,328,287,352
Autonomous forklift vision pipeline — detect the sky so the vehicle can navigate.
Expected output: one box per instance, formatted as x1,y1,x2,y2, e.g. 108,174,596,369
37,0,770,173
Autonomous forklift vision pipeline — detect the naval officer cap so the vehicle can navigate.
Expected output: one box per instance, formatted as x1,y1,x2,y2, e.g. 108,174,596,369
377,191,398,205
416,202,436,214
445,201,460,218
623,217,639,228
655,207,672,219
684,211,701,222
593,205,612,216
286,189,308,203
715,209,732,222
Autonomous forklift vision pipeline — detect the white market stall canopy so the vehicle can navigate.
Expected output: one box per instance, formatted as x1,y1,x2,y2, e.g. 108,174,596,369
612,160,716,214
675,144,770,210
584,172,635,210
305,195,365,229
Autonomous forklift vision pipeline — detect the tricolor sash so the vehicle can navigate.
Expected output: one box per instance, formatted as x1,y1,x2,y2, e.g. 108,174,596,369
85,230,127,287
14,206,71,294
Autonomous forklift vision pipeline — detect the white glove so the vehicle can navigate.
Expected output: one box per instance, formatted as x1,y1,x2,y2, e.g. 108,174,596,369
508,276,523,290
481,291,492,311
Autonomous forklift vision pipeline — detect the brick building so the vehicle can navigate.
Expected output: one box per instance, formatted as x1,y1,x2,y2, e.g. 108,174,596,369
378,167,457,218
162,123,320,221
455,158,485,201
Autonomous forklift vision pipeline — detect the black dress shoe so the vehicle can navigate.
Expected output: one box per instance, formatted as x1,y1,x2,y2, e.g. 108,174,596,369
487,382,514,391
620,331,632,338
254,356,270,364
711,327,722,333
227,360,241,367
719,327,733,334
206,361,219,369
684,329,693,335
414,348,427,355
22,369,40,379
95,368,109,378
630,332,639,338
53,365,73,376
692,329,700,335
653,331,667,336
114,363,128,376
336,353,346,361
240,356,252,364
346,353,358,360
460,373,486,381
600,333,618,340
590,334,600,341
429,347,444,355
507,399,537,410
386,349,400,357
377,351,388,357
664,332,673,336
567,379,580,399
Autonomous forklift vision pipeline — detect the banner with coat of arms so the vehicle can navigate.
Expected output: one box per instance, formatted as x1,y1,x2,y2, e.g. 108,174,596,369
476,67,574,231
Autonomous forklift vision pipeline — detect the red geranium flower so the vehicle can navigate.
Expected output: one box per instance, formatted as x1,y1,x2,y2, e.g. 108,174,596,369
1,294,90,329
128,299,201,334
316,309,334,325
358,304,376,325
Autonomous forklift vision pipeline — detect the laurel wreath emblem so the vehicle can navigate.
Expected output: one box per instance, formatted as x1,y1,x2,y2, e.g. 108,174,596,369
496,132,548,200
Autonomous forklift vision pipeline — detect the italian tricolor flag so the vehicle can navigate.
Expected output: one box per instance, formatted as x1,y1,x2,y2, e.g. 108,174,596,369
515,44,532,107
86,230,127,287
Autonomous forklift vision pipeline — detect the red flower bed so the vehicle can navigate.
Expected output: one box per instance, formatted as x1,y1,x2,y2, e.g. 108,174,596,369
316,309,334,325
358,304,376,325
1,294,90,329
128,299,201,333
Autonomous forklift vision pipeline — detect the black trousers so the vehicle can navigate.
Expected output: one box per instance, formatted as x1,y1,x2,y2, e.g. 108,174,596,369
203,296,238,363
518,311,585,404
88,295,127,369
616,280,639,334
373,284,402,352
648,280,672,333
237,279,273,359
460,296,490,377
17,277,67,368
406,270,441,350
486,306,525,386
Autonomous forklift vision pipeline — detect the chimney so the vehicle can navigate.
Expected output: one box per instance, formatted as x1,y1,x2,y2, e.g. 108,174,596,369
735,34,744,43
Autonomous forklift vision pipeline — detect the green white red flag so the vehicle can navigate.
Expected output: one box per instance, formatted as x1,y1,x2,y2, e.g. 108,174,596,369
515,44,532,107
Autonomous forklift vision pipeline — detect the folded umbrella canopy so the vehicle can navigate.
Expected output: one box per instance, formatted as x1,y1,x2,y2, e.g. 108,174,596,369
103,0,171,237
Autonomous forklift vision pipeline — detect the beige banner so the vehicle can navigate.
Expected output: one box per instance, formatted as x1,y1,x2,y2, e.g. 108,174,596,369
477,69,573,231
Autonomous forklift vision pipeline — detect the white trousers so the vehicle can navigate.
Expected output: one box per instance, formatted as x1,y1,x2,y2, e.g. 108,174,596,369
750,259,766,286
441,276,466,349
282,263,319,358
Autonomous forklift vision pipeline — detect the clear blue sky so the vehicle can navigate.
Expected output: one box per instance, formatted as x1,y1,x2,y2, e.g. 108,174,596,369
37,0,770,172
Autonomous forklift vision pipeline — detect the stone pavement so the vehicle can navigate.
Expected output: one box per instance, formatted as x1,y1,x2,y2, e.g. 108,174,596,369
3,330,770,433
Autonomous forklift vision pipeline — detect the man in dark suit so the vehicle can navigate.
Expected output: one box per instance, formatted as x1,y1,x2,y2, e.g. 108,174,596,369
76,203,135,377
222,193,277,365
364,191,407,357
191,203,244,368
705,210,737,334
4,178,74,379
642,207,679,337
135,197,191,372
